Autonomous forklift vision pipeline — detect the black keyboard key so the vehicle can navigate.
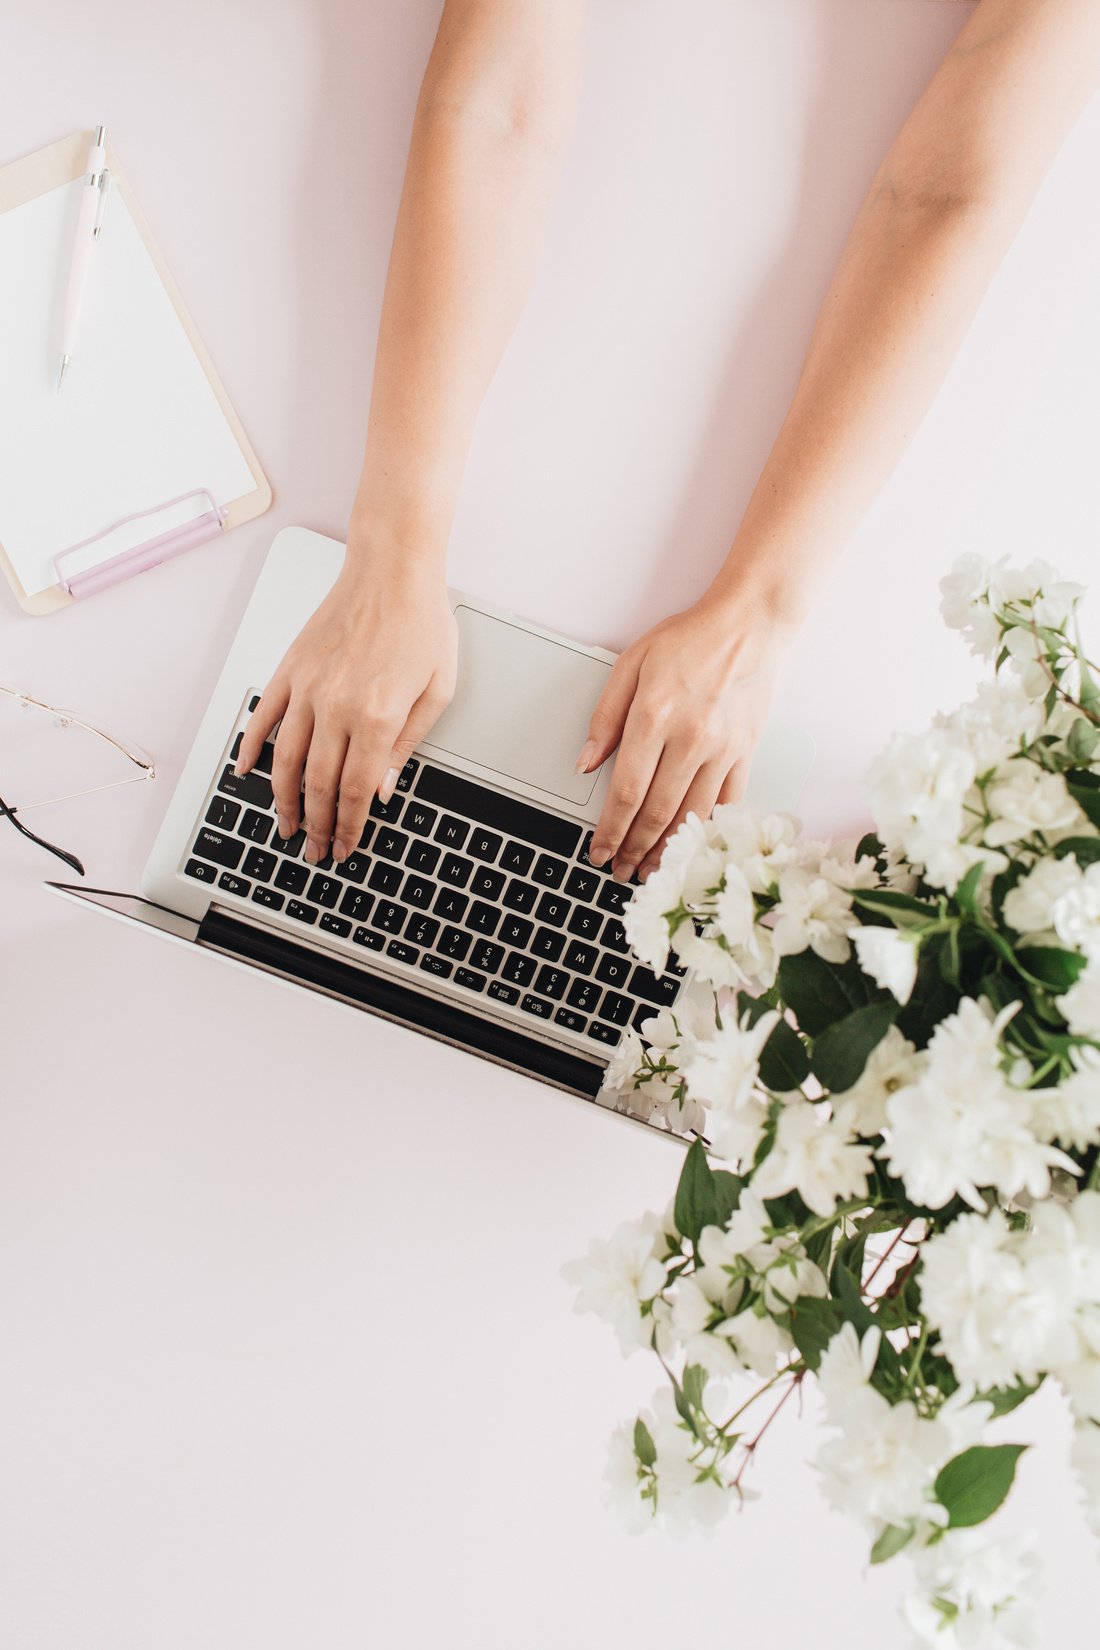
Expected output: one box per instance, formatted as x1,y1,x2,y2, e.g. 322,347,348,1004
667,950,687,978
534,965,568,1001
433,888,469,923
532,853,567,888
374,827,408,861
251,741,274,776
252,885,285,912
434,814,469,850
597,881,631,915
369,793,404,824
629,966,682,1006
439,852,473,887
421,953,452,979
503,879,538,914
217,766,273,808
455,967,487,992
535,891,570,927
335,851,370,884
306,873,341,909
601,917,629,953
242,847,277,882
205,796,240,830
248,693,261,713
406,913,440,948
275,861,310,896
372,901,408,934
498,914,533,949
469,940,504,974
353,925,385,952
599,991,632,1026
470,866,506,901
271,827,306,857
415,766,582,857
502,952,536,988
184,858,217,884
634,1002,659,1035
531,926,565,962
192,828,244,870
555,1007,587,1033
407,840,441,875
404,801,438,837
578,830,611,872
521,994,554,1020
500,842,534,877
567,906,601,941
287,900,319,926
339,886,374,922
230,730,243,764
596,953,631,988
386,940,419,966
368,861,403,896
438,925,471,960
567,978,601,1013
357,821,376,852
467,901,500,936
564,866,599,902
395,758,419,793
401,873,437,910
588,1022,622,1047
238,808,273,845
487,981,519,1006
320,914,352,939
217,872,251,898
468,828,502,862
563,940,598,975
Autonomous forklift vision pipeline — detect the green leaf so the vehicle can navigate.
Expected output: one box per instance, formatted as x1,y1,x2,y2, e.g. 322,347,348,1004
736,989,775,1029
803,1223,835,1274
682,1364,707,1411
634,1418,657,1469
1053,835,1100,868
1068,779,1100,830
1015,946,1089,992
870,1523,915,1564
758,1016,811,1091
974,1380,1042,1418
851,888,936,930
856,831,884,863
786,1294,842,1372
1067,717,1100,764
712,1169,743,1226
778,950,876,1038
833,1257,902,1381
953,862,985,919
933,1443,1029,1529
674,1138,718,1243
811,999,899,1093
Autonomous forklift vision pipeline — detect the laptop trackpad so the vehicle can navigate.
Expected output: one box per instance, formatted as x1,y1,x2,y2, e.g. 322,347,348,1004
421,605,611,806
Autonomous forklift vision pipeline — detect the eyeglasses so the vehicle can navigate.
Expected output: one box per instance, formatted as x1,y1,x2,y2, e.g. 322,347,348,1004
0,685,155,877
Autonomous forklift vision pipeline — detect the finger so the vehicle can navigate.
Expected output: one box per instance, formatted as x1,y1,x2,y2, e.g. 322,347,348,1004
329,742,381,866
370,678,454,813
235,680,289,775
636,757,730,881
587,704,667,870
611,741,708,882
270,701,314,840
716,758,749,806
575,650,643,775
302,726,351,864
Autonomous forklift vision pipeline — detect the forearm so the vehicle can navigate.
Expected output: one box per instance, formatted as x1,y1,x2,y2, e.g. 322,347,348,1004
709,0,1100,630
348,0,584,578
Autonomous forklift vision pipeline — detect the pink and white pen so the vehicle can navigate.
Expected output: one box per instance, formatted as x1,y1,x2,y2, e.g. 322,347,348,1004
56,124,110,393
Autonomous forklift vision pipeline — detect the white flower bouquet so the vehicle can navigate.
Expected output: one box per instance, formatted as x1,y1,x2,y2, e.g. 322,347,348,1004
564,555,1100,1645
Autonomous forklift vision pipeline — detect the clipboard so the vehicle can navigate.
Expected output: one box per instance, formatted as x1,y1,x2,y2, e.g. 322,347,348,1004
0,129,272,616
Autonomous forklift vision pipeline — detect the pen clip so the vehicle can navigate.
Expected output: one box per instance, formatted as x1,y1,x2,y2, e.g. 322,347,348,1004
93,169,110,239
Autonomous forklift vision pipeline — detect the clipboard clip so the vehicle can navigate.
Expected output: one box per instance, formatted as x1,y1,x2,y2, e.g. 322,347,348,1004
53,487,227,601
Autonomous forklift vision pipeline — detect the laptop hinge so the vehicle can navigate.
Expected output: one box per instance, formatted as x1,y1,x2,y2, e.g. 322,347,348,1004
197,905,608,1102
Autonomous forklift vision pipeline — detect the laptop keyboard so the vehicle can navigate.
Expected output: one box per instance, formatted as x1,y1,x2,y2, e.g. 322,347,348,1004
181,699,687,1049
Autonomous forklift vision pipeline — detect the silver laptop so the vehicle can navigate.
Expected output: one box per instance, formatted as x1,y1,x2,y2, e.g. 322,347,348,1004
49,525,815,1129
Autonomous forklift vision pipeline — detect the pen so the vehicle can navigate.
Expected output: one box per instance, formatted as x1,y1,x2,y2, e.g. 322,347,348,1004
57,124,110,394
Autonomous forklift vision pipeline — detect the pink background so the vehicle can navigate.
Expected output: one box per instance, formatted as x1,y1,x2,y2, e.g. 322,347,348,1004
2,3,1098,1645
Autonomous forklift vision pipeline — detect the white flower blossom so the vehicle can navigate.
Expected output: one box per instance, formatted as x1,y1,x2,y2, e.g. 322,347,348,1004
1070,1419,1100,1539
830,1023,926,1137
1056,965,1100,1035
848,922,919,1004
681,1006,778,1166
771,865,856,964
983,758,1086,849
902,1524,1043,1650
1051,862,1100,964
562,1213,669,1357
1002,853,1084,941
751,1095,874,1217
939,553,1000,659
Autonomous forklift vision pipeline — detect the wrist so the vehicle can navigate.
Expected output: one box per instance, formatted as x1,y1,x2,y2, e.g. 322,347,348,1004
703,544,809,639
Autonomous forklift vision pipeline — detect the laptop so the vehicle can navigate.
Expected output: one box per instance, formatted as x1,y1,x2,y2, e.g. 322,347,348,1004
48,525,815,1131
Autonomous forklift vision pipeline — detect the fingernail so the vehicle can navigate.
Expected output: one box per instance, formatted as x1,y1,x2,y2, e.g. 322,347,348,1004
277,817,291,840
574,740,598,775
332,839,348,864
378,766,400,805
304,840,320,865
233,760,247,777
588,842,609,867
615,861,636,884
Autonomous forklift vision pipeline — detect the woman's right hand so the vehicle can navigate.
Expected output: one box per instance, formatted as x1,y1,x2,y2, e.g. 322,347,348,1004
235,554,458,866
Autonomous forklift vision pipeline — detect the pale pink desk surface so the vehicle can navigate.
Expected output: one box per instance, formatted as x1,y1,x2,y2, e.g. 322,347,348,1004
2,4,1098,1647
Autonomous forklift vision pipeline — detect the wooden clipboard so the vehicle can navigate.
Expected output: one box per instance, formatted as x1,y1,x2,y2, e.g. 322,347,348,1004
0,129,272,616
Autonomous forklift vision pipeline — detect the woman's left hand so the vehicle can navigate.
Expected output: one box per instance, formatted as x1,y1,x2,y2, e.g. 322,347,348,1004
579,588,797,883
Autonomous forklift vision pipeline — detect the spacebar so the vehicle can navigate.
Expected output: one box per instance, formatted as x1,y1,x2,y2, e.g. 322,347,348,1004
414,764,583,857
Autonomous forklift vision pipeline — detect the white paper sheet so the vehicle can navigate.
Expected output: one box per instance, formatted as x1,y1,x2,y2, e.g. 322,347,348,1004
0,175,256,597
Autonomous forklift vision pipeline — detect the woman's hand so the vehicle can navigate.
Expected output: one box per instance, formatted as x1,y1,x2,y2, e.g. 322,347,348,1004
580,589,797,883
235,556,458,866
